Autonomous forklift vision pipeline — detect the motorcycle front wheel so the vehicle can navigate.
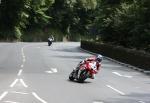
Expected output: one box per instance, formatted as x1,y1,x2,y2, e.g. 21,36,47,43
69,71,75,81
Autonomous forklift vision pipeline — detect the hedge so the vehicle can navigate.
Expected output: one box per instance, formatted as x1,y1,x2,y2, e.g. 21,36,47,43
81,40,150,71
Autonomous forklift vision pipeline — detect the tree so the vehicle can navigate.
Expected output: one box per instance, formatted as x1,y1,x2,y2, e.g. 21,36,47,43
0,0,31,40
0,0,54,40
48,0,97,36
94,0,150,51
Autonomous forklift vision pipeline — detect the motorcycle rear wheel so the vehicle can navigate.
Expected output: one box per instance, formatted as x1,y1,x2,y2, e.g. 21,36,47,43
77,70,87,83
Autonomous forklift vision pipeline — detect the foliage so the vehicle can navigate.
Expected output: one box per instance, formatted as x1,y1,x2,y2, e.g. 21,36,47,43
0,0,54,40
48,0,97,35
94,0,150,51
0,0,150,52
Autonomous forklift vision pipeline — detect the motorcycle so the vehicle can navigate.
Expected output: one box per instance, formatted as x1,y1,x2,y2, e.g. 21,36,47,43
48,38,54,46
69,61,97,82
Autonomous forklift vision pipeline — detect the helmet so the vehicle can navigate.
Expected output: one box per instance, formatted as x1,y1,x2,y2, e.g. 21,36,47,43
96,54,103,62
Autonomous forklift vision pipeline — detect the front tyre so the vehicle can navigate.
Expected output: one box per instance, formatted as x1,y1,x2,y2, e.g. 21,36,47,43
69,71,75,81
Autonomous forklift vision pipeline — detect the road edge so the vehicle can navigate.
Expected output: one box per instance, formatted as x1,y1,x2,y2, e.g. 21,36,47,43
80,47,150,76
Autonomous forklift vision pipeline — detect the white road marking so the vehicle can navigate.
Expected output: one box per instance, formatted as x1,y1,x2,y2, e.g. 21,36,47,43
106,85,125,95
51,68,57,73
136,87,140,89
22,52,24,56
45,68,58,74
3,101,19,103
21,48,24,55
10,79,28,88
37,47,41,48
10,79,19,88
21,47,26,63
123,75,132,78
45,71,53,73
22,55,25,58
112,72,122,76
32,92,47,103
21,48,23,53
23,58,26,62
21,65,24,68
93,101,104,103
112,72,132,78
17,69,23,76
20,79,28,88
10,91,29,95
138,101,145,103
0,91,8,101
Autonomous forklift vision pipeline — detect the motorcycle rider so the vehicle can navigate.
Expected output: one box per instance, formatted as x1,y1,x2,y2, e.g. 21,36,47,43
48,35,54,46
75,54,103,79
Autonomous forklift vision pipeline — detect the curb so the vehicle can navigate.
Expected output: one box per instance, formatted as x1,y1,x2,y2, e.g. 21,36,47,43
80,47,150,75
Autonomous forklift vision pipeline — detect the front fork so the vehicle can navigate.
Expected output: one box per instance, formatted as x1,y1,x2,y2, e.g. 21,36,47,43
74,66,93,79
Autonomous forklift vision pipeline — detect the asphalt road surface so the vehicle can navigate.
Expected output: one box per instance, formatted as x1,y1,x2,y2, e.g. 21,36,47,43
0,42,150,103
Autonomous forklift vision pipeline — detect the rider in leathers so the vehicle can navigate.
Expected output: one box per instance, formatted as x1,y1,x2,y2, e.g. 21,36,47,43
75,54,103,79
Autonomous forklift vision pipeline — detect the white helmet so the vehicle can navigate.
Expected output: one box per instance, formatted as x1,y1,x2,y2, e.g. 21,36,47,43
96,54,103,62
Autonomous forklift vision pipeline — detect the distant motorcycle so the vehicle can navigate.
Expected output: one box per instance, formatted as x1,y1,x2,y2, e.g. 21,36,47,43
48,36,54,46
69,61,98,82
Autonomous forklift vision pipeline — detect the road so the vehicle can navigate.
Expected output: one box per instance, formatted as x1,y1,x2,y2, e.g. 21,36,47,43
0,42,150,103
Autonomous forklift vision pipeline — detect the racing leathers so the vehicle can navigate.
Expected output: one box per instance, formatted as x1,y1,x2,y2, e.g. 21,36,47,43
75,56,101,79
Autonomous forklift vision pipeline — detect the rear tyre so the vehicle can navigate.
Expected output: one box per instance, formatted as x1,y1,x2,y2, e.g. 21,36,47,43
77,70,87,83
48,41,52,46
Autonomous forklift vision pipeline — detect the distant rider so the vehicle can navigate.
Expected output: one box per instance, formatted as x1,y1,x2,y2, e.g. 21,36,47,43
48,35,54,41
75,54,103,79
48,35,54,46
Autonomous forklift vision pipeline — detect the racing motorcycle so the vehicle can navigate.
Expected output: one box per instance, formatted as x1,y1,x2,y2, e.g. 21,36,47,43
48,36,54,46
48,38,53,46
69,61,98,82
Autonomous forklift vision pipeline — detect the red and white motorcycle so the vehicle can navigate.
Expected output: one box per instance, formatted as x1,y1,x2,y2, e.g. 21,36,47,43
69,61,98,82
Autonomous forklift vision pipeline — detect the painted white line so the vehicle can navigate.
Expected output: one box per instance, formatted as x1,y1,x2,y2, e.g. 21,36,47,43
17,69,23,76
21,48,23,53
45,71,53,74
10,79,19,88
136,87,140,89
138,101,145,103
51,68,57,73
20,79,28,88
93,101,104,103
23,55,25,58
22,52,24,56
106,85,125,95
32,92,47,103
21,64,24,68
3,101,19,103
112,72,122,76
21,47,26,62
10,91,29,95
112,72,132,78
45,68,58,74
0,91,8,101
21,51,24,56
23,58,26,62
123,75,133,78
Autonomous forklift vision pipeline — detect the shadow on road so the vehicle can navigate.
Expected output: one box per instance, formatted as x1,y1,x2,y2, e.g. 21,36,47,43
53,55,88,60
67,79,92,84
49,47,85,53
